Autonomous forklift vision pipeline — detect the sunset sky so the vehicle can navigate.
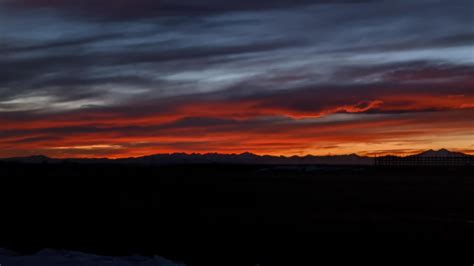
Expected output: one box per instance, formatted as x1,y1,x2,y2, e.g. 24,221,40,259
0,0,473,158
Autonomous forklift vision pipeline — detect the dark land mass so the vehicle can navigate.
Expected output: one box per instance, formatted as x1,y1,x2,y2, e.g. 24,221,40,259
2,148,472,165
0,161,473,265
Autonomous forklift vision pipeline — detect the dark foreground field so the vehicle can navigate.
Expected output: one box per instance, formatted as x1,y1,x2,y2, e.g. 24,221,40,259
0,162,473,265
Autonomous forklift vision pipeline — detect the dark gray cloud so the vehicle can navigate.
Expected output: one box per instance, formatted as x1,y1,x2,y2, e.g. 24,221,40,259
329,33,474,54
1,0,472,108
0,33,129,54
5,0,370,20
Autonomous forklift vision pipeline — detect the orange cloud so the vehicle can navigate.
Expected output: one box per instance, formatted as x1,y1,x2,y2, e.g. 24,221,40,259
1,76,473,158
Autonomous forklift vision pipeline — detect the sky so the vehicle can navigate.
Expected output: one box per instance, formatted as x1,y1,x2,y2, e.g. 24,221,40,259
0,0,473,158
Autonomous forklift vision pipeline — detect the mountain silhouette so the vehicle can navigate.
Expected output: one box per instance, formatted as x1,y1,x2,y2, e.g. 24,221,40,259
2,155,54,164
1,149,470,165
410,148,467,158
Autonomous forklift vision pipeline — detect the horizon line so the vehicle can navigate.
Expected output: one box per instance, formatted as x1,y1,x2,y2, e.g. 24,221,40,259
1,148,472,160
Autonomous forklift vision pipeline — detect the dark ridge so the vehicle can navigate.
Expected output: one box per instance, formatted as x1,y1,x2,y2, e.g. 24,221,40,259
1,149,470,165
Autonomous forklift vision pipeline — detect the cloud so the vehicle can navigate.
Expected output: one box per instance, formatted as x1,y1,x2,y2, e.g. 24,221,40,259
0,0,473,157
0,66,473,158
0,33,131,54
5,0,370,20
330,33,474,54
1,108,472,158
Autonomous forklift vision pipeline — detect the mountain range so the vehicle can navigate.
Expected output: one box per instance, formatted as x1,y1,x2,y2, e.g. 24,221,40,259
1,149,471,165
